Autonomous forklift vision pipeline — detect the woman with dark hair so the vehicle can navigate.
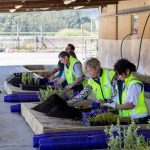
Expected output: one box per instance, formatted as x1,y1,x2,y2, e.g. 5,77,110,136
103,58,148,123
56,51,84,93
45,43,76,79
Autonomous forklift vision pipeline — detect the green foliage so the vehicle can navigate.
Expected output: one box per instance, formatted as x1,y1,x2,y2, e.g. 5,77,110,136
19,43,35,50
39,86,56,101
0,9,98,33
104,120,150,150
88,112,131,125
21,72,35,85
55,28,91,36
0,32,56,36
104,119,122,150
39,85,74,101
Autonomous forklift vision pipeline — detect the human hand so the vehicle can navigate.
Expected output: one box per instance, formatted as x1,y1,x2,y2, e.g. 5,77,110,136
64,84,72,91
102,102,116,109
43,72,50,78
67,98,77,105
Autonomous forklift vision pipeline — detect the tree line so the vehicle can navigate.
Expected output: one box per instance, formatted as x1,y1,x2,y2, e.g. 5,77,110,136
0,9,98,33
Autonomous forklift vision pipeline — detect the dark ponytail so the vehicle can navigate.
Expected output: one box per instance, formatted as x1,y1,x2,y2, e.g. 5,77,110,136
114,58,136,75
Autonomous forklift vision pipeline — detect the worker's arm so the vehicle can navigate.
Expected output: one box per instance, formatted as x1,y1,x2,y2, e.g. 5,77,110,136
47,67,59,77
103,83,142,110
116,102,134,110
54,72,66,89
67,84,92,105
64,76,83,90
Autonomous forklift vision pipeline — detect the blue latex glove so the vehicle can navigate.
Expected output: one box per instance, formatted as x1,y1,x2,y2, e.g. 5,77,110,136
91,102,100,108
48,81,55,86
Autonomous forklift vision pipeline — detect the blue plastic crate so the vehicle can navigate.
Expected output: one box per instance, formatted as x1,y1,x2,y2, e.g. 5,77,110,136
10,104,21,113
39,135,89,150
82,109,105,126
39,78,49,85
39,134,108,150
21,85,46,91
33,130,105,148
39,131,150,150
4,93,40,102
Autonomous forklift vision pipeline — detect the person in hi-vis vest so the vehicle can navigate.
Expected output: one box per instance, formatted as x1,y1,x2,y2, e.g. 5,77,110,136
56,51,84,94
103,58,149,123
45,44,77,79
69,58,116,105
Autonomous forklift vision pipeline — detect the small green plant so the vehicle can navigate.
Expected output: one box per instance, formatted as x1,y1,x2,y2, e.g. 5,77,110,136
104,119,122,150
21,72,34,85
105,120,150,150
39,86,55,101
39,85,74,101
88,112,131,126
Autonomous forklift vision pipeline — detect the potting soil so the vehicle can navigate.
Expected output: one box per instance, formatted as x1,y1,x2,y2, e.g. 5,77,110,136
32,94,82,120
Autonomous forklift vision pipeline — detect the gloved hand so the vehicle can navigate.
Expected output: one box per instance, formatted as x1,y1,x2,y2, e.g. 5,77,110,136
67,100,75,105
91,102,100,108
102,102,117,109
67,98,78,105
48,81,55,86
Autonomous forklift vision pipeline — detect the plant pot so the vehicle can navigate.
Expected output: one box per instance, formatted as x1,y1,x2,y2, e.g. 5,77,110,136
21,85,46,91
10,104,21,113
4,93,40,102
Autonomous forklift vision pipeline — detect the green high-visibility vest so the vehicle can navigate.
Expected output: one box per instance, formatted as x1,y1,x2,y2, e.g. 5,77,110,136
118,74,148,118
88,68,115,101
64,56,80,84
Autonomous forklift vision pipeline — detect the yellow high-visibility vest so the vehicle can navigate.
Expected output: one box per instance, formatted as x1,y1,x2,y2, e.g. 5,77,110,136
118,74,148,118
88,68,115,101
64,56,80,84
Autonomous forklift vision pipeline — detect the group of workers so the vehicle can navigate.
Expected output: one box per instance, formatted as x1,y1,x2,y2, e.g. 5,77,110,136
46,43,149,124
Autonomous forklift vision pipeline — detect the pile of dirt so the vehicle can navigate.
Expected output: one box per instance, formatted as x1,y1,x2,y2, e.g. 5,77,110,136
32,94,82,120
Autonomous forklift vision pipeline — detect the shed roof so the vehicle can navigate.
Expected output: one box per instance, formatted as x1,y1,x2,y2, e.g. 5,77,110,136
0,0,126,13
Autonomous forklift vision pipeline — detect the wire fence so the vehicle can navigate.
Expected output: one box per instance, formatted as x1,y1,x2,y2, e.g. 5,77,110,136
0,34,98,59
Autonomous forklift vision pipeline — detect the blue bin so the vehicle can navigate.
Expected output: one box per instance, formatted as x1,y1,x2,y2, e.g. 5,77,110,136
88,135,108,149
21,85,46,91
33,130,105,148
10,104,21,113
39,136,89,150
4,93,40,102
39,134,108,150
91,102,100,108
39,130,150,150
39,78,49,85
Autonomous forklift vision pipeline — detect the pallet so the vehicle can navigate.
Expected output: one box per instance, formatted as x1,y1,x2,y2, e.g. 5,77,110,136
4,81,39,94
21,103,106,134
